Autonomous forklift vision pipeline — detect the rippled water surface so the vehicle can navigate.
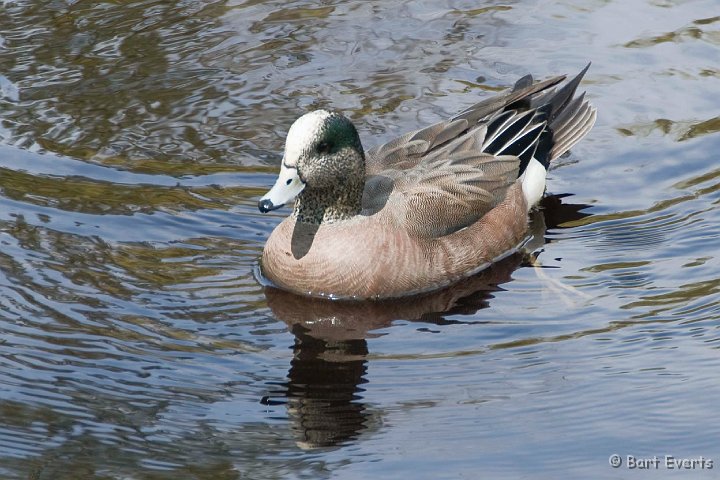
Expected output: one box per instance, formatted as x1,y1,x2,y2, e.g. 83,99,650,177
0,0,719,478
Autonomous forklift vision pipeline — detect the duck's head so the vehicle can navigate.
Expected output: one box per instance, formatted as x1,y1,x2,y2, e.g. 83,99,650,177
258,110,365,213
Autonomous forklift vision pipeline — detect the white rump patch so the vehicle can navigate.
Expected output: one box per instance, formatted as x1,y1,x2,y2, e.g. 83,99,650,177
520,158,547,210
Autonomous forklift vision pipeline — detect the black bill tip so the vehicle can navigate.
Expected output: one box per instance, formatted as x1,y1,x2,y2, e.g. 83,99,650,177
258,198,282,213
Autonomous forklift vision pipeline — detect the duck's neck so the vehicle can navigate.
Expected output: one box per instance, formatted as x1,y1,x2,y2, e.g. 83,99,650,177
292,177,364,224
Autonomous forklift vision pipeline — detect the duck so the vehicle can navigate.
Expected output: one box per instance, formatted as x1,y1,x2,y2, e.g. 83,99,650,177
257,64,596,300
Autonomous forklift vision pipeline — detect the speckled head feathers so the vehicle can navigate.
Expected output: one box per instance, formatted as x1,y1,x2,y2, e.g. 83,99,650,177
284,110,365,189
259,109,367,219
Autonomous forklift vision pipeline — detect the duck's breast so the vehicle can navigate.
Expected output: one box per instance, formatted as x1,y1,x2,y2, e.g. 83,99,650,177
261,215,428,298
261,183,529,299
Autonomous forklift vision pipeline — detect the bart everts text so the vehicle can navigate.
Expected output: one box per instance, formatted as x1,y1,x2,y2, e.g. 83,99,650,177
609,454,713,470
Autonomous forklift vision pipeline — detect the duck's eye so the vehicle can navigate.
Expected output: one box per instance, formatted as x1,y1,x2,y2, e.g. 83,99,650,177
317,141,331,154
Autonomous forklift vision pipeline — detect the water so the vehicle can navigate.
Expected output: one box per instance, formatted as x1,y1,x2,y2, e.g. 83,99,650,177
0,0,718,478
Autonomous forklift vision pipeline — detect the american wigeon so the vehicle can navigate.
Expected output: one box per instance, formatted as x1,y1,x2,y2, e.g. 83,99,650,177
258,64,596,299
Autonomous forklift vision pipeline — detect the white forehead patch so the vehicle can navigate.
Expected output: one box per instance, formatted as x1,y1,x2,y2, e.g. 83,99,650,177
284,110,332,166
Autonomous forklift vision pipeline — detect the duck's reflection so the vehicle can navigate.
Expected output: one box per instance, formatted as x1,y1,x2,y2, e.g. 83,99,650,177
282,328,368,448
263,194,590,448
